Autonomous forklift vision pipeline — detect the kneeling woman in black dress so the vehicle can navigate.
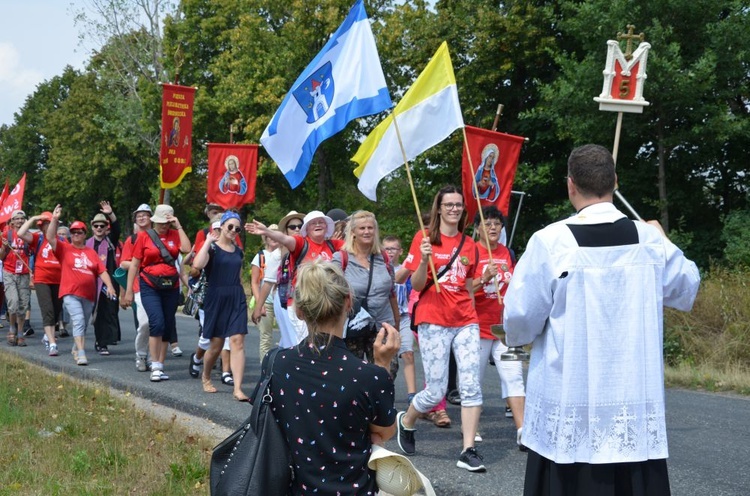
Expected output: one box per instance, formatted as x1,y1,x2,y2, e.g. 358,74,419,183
270,260,400,495
192,211,249,401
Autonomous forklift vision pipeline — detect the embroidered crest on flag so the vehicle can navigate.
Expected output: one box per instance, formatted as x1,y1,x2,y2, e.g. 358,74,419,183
293,62,336,123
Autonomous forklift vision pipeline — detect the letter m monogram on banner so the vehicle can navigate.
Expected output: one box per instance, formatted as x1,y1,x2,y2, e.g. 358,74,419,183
593,25,651,114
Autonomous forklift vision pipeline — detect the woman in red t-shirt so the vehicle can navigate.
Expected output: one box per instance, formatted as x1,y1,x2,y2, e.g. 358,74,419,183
471,205,526,450
19,211,62,356
47,206,117,366
123,204,191,382
396,185,486,472
245,210,344,346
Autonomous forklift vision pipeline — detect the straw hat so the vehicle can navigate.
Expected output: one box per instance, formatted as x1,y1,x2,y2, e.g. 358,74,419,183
367,445,435,496
278,210,305,232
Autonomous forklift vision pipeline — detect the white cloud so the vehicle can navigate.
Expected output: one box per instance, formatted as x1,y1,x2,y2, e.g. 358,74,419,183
0,42,44,89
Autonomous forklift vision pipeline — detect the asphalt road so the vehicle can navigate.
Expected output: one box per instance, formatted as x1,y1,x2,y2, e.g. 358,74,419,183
5,295,750,495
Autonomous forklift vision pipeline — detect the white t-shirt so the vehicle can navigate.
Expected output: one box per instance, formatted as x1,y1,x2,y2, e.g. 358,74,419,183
251,248,281,304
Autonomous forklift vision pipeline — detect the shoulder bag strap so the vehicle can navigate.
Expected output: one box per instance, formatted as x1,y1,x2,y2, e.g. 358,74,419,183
418,234,467,298
145,229,175,265
361,254,375,309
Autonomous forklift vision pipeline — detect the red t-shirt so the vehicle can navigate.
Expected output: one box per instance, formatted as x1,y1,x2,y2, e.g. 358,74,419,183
33,233,62,284
403,230,478,328
474,243,514,340
2,227,31,275
287,236,344,304
132,229,181,288
54,241,106,302
120,235,140,293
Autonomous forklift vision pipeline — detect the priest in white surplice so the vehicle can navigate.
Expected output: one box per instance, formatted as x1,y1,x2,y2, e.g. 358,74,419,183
504,144,700,496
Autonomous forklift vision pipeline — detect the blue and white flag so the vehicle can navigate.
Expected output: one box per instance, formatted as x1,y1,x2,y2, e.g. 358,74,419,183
260,0,392,189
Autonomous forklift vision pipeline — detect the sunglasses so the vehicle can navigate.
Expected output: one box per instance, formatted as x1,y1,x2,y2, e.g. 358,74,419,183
225,224,242,233
287,223,303,230
92,224,108,229
70,230,86,235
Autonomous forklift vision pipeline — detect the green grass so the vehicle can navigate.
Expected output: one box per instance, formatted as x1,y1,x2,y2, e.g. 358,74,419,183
0,352,213,495
664,265,750,394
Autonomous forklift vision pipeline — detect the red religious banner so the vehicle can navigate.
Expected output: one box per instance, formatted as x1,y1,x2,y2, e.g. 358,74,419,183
0,174,26,224
207,143,259,209
159,83,196,188
462,126,524,223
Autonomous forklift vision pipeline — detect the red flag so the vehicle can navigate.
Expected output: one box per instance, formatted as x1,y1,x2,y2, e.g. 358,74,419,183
207,143,259,209
462,126,524,222
159,83,196,188
0,180,9,207
0,174,26,224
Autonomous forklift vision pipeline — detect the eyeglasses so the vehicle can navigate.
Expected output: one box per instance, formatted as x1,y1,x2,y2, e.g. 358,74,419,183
441,202,464,210
225,224,242,233
93,224,107,229
70,230,85,235
287,223,303,230
383,246,401,252
483,221,503,228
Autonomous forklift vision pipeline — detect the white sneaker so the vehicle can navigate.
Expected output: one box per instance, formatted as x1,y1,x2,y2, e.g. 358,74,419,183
77,352,88,366
150,369,170,382
171,346,183,357
135,356,148,372
475,432,483,443
49,344,59,357
42,335,50,350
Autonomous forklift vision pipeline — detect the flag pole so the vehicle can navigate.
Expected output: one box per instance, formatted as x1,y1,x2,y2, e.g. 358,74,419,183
392,114,441,292
611,111,643,220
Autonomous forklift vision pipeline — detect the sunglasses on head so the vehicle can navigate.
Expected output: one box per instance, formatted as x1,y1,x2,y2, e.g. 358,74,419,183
287,223,303,230
71,230,86,235
225,224,242,233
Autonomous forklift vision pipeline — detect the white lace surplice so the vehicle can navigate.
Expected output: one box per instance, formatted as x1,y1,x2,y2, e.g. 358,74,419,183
504,203,700,464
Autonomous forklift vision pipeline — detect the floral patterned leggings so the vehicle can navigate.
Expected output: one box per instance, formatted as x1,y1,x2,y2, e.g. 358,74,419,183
411,323,483,412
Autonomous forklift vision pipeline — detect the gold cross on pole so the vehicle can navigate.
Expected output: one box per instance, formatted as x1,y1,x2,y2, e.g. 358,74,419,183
617,25,645,61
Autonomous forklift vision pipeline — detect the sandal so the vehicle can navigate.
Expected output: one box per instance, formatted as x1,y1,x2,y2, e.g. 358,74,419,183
16,337,26,347
7,333,16,346
221,372,234,386
233,392,250,402
427,409,452,428
202,377,217,393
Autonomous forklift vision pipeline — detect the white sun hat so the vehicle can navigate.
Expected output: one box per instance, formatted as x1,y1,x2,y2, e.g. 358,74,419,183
368,445,436,496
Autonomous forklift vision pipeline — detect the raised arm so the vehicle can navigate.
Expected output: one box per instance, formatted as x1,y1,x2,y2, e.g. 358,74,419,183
245,220,296,252
17,216,41,244
46,205,63,250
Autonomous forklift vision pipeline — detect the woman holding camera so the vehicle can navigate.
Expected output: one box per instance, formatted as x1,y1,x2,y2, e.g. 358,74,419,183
123,204,191,382
269,260,399,494
192,211,250,401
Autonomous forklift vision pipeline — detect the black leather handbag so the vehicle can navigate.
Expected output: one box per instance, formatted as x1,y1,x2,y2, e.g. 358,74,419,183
210,348,293,495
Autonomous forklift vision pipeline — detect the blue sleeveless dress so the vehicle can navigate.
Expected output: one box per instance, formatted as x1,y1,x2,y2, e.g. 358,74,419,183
201,245,248,339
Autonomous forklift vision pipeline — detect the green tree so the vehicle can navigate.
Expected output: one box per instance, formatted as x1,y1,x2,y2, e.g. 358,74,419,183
522,0,750,263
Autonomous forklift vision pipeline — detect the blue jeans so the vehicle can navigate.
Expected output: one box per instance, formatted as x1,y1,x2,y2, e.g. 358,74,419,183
139,277,179,343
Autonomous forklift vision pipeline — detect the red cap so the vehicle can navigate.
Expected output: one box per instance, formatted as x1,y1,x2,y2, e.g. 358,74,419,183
70,221,87,232
37,211,53,225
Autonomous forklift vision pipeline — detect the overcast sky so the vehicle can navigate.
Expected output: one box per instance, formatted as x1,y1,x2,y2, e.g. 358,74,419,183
0,1,89,127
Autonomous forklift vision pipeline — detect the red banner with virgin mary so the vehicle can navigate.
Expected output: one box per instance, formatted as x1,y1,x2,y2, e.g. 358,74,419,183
207,143,259,210
159,83,196,188
461,126,524,223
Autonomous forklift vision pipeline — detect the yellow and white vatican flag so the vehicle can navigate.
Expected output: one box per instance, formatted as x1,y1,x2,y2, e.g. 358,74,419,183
352,41,464,201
